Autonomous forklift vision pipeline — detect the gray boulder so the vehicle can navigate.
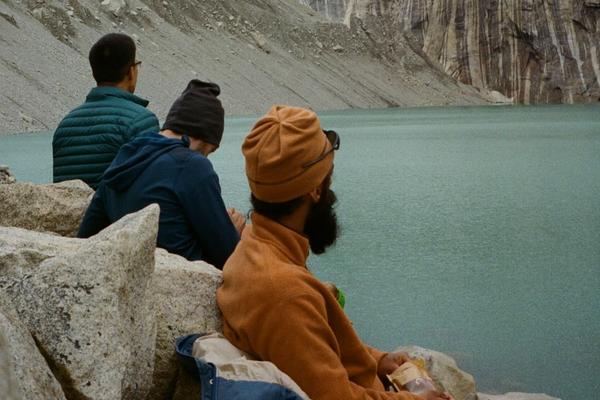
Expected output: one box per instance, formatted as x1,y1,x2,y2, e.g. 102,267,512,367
0,205,159,400
150,249,223,400
0,297,67,400
394,345,477,400
0,180,93,237
101,0,127,15
0,165,16,184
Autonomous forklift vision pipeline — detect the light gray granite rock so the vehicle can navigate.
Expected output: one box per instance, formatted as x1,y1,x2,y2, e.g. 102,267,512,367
0,205,159,400
0,180,93,237
101,0,127,15
394,345,477,400
149,249,223,400
0,297,67,400
0,165,16,184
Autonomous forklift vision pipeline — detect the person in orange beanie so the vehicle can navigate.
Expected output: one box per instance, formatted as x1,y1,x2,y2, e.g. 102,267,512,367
217,105,449,400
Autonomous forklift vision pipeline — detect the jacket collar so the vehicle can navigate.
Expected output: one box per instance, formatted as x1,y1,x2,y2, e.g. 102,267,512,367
86,86,150,107
249,212,310,267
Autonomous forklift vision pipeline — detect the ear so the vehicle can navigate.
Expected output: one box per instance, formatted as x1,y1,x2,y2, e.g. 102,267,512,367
127,64,136,81
308,184,322,203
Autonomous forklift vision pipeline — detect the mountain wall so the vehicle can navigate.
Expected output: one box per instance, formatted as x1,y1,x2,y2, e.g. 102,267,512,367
339,0,600,103
0,0,490,135
299,0,348,20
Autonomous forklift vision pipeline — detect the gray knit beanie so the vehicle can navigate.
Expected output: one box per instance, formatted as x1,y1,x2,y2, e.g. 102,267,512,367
162,80,225,145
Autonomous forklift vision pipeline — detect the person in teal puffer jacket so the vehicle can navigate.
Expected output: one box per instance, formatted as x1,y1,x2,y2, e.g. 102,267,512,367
53,33,159,189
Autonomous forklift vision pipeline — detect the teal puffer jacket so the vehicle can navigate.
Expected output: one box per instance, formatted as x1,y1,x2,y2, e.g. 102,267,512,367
53,86,160,189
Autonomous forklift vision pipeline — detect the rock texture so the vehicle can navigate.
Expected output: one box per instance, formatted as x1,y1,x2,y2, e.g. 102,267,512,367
0,205,159,400
299,0,348,20
394,345,477,400
0,180,93,237
0,326,22,400
150,249,223,400
0,0,489,134
344,0,600,103
0,165,16,184
0,297,67,400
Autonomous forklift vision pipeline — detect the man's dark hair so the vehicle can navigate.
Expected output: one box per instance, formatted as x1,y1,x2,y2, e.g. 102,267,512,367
250,195,304,221
89,33,136,84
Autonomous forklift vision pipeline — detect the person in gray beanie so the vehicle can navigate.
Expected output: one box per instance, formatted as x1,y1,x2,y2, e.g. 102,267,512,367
162,80,225,146
78,79,244,269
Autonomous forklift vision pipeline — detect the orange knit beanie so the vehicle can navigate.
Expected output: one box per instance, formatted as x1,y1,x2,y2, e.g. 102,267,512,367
243,105,334,202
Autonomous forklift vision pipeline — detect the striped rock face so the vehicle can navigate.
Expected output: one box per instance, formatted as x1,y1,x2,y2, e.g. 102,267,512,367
298,0,349,20
345,0,600,103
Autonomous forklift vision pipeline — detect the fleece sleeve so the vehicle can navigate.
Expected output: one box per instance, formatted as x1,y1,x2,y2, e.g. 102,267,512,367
77,186,111,238
177,167,239,269
366,345,389,368
251,293,421,400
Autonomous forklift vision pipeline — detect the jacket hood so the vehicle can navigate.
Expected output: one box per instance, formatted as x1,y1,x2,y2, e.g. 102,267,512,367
103,132,189,192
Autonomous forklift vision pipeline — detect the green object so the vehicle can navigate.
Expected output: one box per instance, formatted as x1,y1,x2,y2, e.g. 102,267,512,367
53,86,159,189
336,287,346,309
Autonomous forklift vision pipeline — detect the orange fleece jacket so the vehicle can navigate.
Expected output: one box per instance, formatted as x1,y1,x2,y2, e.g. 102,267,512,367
217,213,420,400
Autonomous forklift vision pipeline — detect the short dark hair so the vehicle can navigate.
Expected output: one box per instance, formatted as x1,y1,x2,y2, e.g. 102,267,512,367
89,33,136,84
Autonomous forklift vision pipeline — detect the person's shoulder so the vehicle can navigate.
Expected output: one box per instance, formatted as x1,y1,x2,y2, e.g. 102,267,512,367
53,101,93,135
182,152,215,172
262,260,323,303
167,150,216,186
56,100,88,122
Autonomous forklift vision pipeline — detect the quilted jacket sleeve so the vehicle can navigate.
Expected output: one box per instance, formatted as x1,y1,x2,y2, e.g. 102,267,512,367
127,110,160,140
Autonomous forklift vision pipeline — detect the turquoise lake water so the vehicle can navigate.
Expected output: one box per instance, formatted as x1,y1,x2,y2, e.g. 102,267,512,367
1,105,599,399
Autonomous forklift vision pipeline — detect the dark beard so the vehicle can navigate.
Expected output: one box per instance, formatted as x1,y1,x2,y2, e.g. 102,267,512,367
303,188,339,255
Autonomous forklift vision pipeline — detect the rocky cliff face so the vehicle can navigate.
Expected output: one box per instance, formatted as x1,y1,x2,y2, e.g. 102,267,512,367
299,0,348,20
340,0,600,103
0,0,489,134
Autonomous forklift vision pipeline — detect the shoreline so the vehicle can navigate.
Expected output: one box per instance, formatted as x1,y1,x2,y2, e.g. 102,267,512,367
7,101,600,137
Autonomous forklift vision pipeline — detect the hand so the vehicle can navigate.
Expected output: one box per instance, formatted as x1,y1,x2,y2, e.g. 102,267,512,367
377,351,411,382
419,390,454,400
228,208,246,234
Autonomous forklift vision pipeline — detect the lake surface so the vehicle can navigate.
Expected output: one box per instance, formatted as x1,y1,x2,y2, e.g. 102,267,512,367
1,105,599,399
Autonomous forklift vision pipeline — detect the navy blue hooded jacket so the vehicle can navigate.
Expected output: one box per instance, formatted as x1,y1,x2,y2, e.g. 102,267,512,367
78,132,239,269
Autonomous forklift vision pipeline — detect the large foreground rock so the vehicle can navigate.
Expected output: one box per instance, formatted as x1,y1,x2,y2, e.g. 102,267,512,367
394,345,477,400
0,205,159,400
150,249,223,400
0,297,67,400
0,180,93,236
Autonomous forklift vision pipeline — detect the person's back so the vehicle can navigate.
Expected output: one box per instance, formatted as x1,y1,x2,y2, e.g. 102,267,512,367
78,80,243,269
53,33,159,189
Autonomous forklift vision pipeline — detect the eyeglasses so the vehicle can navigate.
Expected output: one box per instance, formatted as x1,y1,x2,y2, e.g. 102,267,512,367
132,61,142,69
302,130,340,168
